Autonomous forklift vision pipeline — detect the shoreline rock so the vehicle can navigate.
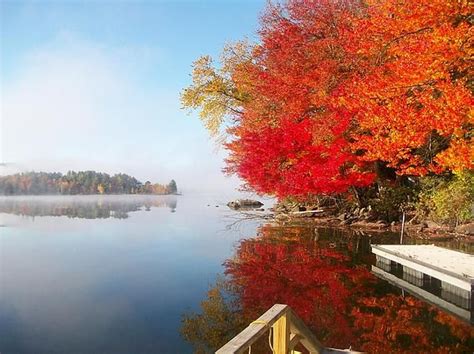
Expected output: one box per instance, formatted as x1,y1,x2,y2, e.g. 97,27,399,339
454,223,474,236
270,205,473,241
227,199,264,210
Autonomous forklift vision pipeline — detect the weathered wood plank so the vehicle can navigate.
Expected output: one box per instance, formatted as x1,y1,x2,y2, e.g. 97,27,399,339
216,304,289,354
288,309,325,354
289,333,301,351
289,210,324,216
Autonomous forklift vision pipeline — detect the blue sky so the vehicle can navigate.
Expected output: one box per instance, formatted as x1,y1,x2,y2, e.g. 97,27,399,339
0,0,266,193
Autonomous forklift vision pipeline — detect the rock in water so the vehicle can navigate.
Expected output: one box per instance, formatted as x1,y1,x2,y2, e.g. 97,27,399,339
227,199,264,210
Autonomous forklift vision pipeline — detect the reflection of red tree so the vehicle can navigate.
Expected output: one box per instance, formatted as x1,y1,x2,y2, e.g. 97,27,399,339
224,226,474,352
224,236,372,348
434,311,474,348
352,294,474,353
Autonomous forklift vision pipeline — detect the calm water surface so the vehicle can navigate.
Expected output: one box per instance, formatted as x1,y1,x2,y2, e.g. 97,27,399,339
0,195,472,353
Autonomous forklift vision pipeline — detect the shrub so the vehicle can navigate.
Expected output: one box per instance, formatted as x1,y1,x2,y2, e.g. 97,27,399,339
418,172,474,226
370,183,418,222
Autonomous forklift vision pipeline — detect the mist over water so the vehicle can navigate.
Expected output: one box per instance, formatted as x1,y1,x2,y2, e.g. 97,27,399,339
0,194,179,220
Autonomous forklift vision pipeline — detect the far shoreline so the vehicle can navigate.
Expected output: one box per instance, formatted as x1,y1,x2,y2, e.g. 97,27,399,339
0,193,181,197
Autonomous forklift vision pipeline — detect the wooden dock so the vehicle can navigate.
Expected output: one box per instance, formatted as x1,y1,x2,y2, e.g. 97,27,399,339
372,244,473,318
372,245,473,290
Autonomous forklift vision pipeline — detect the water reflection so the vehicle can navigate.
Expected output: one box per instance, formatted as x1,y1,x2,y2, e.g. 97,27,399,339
0,195,260,353
182,224,474,353
0,195,177,219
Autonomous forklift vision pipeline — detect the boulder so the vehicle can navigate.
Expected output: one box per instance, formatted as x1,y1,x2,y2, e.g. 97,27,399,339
425,220,442,229
227,199,264,210
455,223,474,235
275,213,290,221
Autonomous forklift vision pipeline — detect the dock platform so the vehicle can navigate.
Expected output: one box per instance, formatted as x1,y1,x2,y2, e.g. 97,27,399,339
372,244,473,320
372,245,473,290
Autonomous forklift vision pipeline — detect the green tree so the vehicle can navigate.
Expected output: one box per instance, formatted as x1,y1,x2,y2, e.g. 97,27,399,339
167,180,178,194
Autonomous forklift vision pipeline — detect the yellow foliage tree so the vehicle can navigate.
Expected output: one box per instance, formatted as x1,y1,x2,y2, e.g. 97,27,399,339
181,42,252,139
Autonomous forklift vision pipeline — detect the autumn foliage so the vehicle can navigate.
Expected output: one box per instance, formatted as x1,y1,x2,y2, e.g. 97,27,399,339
341,0,473,175
224,226,373,347
183,0,473,200
183,225,474,352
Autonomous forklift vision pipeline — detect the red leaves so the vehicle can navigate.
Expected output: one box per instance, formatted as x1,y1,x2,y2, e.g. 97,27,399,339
224,235,370,347
221,0,472,199
226,116,374,198
352,294,474,353
222,226,474,351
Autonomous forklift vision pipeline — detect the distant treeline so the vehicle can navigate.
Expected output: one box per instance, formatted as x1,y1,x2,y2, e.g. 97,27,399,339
0,171,178,195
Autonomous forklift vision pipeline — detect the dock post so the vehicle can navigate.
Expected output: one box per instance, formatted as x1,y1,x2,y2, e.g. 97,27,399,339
273,313,290,354
400,211,405,244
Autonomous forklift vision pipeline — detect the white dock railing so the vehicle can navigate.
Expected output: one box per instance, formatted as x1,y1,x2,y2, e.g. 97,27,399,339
216,304,362,354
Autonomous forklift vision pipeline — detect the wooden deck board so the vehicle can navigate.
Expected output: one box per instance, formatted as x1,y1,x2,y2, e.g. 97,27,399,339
372,245,474,290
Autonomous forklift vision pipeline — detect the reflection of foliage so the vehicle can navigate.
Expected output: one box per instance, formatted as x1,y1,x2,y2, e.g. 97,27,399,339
180,279,246,354
0,196,178,219
434,311,474,348
224,234,372,348
182,223,474,353
352,294,474,353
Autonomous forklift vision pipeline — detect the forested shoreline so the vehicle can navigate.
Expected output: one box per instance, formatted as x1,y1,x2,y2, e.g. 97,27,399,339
0,171,178,196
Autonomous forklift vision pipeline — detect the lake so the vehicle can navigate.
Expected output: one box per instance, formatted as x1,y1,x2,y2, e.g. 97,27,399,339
0,195,472,353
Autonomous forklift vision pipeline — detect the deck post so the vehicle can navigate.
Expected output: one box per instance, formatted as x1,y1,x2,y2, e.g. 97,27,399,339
273,313,290,354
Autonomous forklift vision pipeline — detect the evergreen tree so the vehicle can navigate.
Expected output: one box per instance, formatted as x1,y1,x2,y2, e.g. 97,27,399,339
167,180,178,194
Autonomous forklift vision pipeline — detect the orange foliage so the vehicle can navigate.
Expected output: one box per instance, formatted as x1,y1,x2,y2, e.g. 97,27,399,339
190,0,473,199
341,0,473,175
226,0,376,197
352,294,474,353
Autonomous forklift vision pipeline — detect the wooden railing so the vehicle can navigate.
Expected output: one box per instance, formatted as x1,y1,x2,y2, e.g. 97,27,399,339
216,304,362,354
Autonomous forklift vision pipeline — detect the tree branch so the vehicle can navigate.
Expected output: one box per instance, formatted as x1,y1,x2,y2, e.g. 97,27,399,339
377,27,433,65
